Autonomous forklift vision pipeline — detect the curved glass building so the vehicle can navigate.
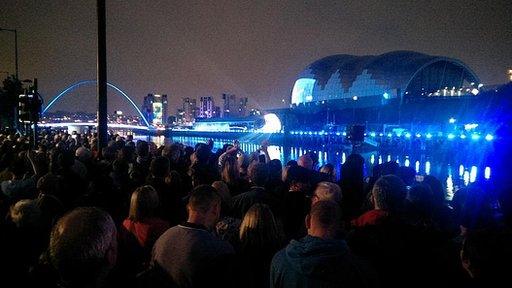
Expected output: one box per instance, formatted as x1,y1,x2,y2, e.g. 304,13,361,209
291,51,480,108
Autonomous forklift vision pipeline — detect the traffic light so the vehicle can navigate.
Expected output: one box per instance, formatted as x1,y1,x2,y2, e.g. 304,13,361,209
17,79,42,124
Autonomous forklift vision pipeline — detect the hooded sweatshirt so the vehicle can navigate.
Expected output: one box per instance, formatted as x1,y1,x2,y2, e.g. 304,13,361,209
270,235,375,288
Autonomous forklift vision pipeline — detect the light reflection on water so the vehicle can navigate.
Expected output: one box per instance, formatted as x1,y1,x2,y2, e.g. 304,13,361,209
135,135,493,195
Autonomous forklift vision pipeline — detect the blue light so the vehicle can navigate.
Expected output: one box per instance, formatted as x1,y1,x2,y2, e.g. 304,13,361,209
405,133,411,138
464,123,478,131
370,132,376,137
299,131,304,135
426,133,433,139
404,157,410,167
425,161,431,175
471,133,480,140
342,132,347,136
415,133,421,138
470,166,477,183
308,131,313,135
387,133,393,137
464,171,470,186
379,133,384,137
335,132,341,136
460,134,467,139
370,154,375,165
485,134,494,141
449,117,456,124
447,133,455,140
383,92,390,99
484,167,491,179
459,165,465,177
415,161,420,173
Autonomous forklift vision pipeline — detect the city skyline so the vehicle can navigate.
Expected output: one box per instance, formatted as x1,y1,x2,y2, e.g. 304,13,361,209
1,0,510,116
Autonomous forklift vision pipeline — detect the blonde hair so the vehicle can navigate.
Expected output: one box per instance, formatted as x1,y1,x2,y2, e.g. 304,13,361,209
239,203,283,248
128,185,159,221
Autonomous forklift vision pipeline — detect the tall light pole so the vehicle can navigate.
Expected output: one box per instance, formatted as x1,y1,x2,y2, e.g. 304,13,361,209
97,0,108,151
0,28,18,79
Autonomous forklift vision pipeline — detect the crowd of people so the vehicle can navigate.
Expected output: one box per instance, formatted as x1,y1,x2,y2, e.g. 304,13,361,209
0,129,510,288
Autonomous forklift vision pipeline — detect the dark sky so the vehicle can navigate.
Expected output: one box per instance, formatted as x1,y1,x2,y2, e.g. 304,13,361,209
1,0,511,116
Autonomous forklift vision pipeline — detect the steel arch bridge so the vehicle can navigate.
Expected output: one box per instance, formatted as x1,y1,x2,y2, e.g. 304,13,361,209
42,80,150,127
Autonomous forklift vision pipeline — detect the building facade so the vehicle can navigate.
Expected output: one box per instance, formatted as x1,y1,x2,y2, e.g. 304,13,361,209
142,93,168,126
199,96,214,118
291,51,480,109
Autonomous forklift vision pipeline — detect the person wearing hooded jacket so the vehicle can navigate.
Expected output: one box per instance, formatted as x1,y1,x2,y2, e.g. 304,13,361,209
270,200,376,288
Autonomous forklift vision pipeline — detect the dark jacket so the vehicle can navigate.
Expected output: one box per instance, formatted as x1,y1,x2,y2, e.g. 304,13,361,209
270,235,376,288
230,186,280,218
152,223,236,288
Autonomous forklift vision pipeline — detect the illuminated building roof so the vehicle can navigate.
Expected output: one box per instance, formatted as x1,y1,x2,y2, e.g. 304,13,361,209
291,50,480,106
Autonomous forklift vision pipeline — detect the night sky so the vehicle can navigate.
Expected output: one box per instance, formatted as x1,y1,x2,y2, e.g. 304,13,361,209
1,0,511,116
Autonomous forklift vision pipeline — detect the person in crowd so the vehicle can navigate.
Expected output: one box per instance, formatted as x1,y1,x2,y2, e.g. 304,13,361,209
281,165,313,241
405,183,435,228
146,156,183,225
461,229,512,287
120,185,170,273
230,162,280,218
221,155,249,197
349,175,463,287
339,153,365,221
271,200,375,288
4,199,47,284
312,181,342,205
319,163,336,182
238,203,284,288
36,173,65,232
266,159,286,199
49,207,118,288
151,185,235,287
351,175,406,227
189,143,219,186
213,180,242,244
422,175,457,236
1,151,40,202
297,154,313,170
397,166,416,187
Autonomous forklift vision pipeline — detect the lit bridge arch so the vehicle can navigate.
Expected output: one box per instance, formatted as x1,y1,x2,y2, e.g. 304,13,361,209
42,80,150,127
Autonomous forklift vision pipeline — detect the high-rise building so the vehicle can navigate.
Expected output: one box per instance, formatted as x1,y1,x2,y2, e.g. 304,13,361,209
182,97,197,124
238,97,248,117
199,96,215,118
212,106,221,118
222,93,237,118
142,93,168,126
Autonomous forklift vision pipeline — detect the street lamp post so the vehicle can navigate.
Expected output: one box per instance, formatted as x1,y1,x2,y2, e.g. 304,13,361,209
0,28,18,79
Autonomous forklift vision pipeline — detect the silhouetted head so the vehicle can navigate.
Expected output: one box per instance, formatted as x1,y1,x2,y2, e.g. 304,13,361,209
298,154,314,170
187,185,222,228
49,207,117,288
128,186,160,222
372,175,407,213
248,162,269,187
306,200,341,239
239,203,283,248
313,182,342,205
423,175,446,206
150,156,170,178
